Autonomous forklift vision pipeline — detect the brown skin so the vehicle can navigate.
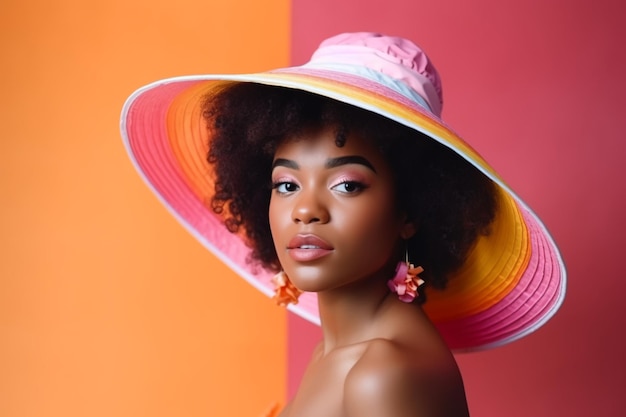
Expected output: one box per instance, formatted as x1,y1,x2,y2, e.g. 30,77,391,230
270,127,469,417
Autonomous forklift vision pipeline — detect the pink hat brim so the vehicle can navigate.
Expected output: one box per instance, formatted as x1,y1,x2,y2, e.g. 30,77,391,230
121,68,566,352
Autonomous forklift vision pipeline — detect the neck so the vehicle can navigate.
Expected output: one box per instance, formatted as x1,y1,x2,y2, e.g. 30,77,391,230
316,269,395,354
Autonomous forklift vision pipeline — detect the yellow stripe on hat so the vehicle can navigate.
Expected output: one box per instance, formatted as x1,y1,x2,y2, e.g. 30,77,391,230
423,188,531,320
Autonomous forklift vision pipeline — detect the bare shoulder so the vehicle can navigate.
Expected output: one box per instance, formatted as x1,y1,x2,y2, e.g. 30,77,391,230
344,339,469,417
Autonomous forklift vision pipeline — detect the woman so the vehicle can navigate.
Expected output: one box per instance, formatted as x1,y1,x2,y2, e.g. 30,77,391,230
121,32,566,416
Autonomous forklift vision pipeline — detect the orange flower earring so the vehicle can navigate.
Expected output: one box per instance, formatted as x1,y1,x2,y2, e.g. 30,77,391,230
387,252,425,303
272,271,303,306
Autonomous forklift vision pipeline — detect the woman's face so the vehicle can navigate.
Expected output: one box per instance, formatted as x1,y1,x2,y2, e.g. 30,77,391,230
269,126,414,293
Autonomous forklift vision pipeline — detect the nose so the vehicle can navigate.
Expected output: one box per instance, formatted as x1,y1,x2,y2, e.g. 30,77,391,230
292,188,330,224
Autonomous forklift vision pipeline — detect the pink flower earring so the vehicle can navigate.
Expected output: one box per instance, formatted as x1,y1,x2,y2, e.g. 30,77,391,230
272,271,303,306
387,252,425,303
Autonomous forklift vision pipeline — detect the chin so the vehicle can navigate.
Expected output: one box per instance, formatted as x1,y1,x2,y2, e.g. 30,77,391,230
287,266,333,293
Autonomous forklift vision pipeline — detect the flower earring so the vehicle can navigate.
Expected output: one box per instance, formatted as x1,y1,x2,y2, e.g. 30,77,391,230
272,271,303,306
387,251,425,303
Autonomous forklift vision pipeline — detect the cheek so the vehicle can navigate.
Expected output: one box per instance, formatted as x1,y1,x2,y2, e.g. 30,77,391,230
335,200,401,256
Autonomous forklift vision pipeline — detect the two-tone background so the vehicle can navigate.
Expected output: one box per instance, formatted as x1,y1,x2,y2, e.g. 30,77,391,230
2,0,624,416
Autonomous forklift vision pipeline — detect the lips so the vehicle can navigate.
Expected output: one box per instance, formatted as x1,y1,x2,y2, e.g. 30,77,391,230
287,234,333,262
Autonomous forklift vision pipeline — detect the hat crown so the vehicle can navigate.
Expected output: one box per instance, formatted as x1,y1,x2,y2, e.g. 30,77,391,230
308,32,443,117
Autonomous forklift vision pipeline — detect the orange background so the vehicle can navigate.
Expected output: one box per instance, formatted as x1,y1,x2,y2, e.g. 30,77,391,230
1,1,289,416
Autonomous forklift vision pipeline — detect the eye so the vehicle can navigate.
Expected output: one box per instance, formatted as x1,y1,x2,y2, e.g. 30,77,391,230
272,181,299,194
331,181,366,194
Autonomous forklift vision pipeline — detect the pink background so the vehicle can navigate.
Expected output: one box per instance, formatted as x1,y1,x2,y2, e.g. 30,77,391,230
288,0,626,415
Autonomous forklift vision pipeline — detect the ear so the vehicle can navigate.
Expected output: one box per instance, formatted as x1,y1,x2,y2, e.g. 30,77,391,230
399,217,417,240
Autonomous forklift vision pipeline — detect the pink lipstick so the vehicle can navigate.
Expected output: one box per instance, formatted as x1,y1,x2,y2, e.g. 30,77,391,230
287,234,333,262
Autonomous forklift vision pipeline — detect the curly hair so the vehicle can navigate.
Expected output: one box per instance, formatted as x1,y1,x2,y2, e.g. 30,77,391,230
203,82,497,293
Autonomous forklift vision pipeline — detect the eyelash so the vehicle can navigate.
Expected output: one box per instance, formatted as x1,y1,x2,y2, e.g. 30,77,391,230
271,180,367,195
272,181,299,194
331,180,367,194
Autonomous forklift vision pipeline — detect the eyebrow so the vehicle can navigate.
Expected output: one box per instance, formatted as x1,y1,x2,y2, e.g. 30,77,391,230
325,155,377,172
272,155,377,173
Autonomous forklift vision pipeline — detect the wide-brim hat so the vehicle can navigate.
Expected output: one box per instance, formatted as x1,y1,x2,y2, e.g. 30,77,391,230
120,32,566,352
